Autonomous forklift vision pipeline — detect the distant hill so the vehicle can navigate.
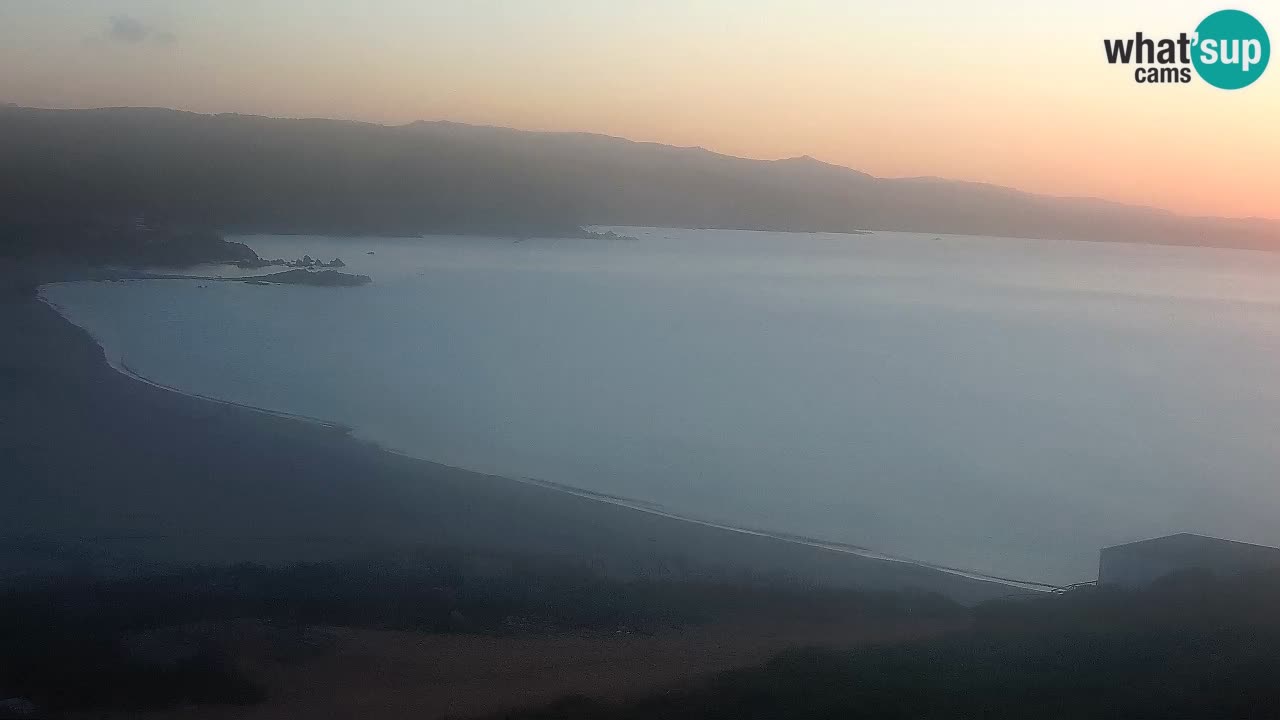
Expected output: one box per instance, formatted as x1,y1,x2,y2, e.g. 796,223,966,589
2,105,1277,253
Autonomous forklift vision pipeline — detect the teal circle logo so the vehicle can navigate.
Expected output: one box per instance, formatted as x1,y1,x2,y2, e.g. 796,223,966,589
1193,10,1270,89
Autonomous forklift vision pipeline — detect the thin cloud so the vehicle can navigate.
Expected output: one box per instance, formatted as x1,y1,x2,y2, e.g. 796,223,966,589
99,14,175,46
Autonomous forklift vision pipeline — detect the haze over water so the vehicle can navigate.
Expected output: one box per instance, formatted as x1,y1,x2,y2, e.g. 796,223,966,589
43,229,1280,584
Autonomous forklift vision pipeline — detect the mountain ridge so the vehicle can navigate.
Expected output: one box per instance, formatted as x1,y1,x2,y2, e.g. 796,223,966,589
2,104,1277,252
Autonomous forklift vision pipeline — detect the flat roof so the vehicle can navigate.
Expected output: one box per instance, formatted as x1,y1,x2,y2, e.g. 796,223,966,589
1102,533,1280,563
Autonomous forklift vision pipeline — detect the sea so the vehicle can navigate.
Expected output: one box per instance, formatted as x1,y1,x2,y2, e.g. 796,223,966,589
40,227,1280,586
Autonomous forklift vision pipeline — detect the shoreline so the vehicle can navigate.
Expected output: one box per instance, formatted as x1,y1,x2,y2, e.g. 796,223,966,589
4,273,1021,604
35,280,1056,593
508,475,1060,592
41,289,354,434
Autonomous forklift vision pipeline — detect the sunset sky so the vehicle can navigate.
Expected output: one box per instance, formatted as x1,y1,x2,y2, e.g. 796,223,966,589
2,1,1275,218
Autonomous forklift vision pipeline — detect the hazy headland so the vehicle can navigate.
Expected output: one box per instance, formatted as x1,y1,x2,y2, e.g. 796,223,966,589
3,105,1279,259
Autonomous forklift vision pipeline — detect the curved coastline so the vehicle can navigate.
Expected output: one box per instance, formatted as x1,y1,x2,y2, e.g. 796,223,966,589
506,475,1061,592
38,288,352,433
39,284,1057,593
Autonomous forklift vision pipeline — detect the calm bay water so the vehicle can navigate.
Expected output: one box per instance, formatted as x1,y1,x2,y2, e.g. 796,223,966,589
42,228,1280,584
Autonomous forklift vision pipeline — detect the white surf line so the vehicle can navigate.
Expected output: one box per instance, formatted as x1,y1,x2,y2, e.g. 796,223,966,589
509,476,1063,593
38,286,1064,594
115,360,353,432
37,290,352,433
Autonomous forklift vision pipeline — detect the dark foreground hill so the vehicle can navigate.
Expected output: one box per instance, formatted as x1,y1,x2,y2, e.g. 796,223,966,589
2,105,1278,254
498,570,1280,720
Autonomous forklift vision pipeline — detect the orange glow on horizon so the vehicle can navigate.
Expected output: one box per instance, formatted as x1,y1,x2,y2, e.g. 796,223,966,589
1,1,1276,219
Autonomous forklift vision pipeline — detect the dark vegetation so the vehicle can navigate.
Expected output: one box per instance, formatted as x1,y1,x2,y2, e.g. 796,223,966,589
497,570,1280,720
0,215,260,267
8,562,1280,717
0,555,957,714
245,268,372,286
237,253,346,269
2,105,1279,253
